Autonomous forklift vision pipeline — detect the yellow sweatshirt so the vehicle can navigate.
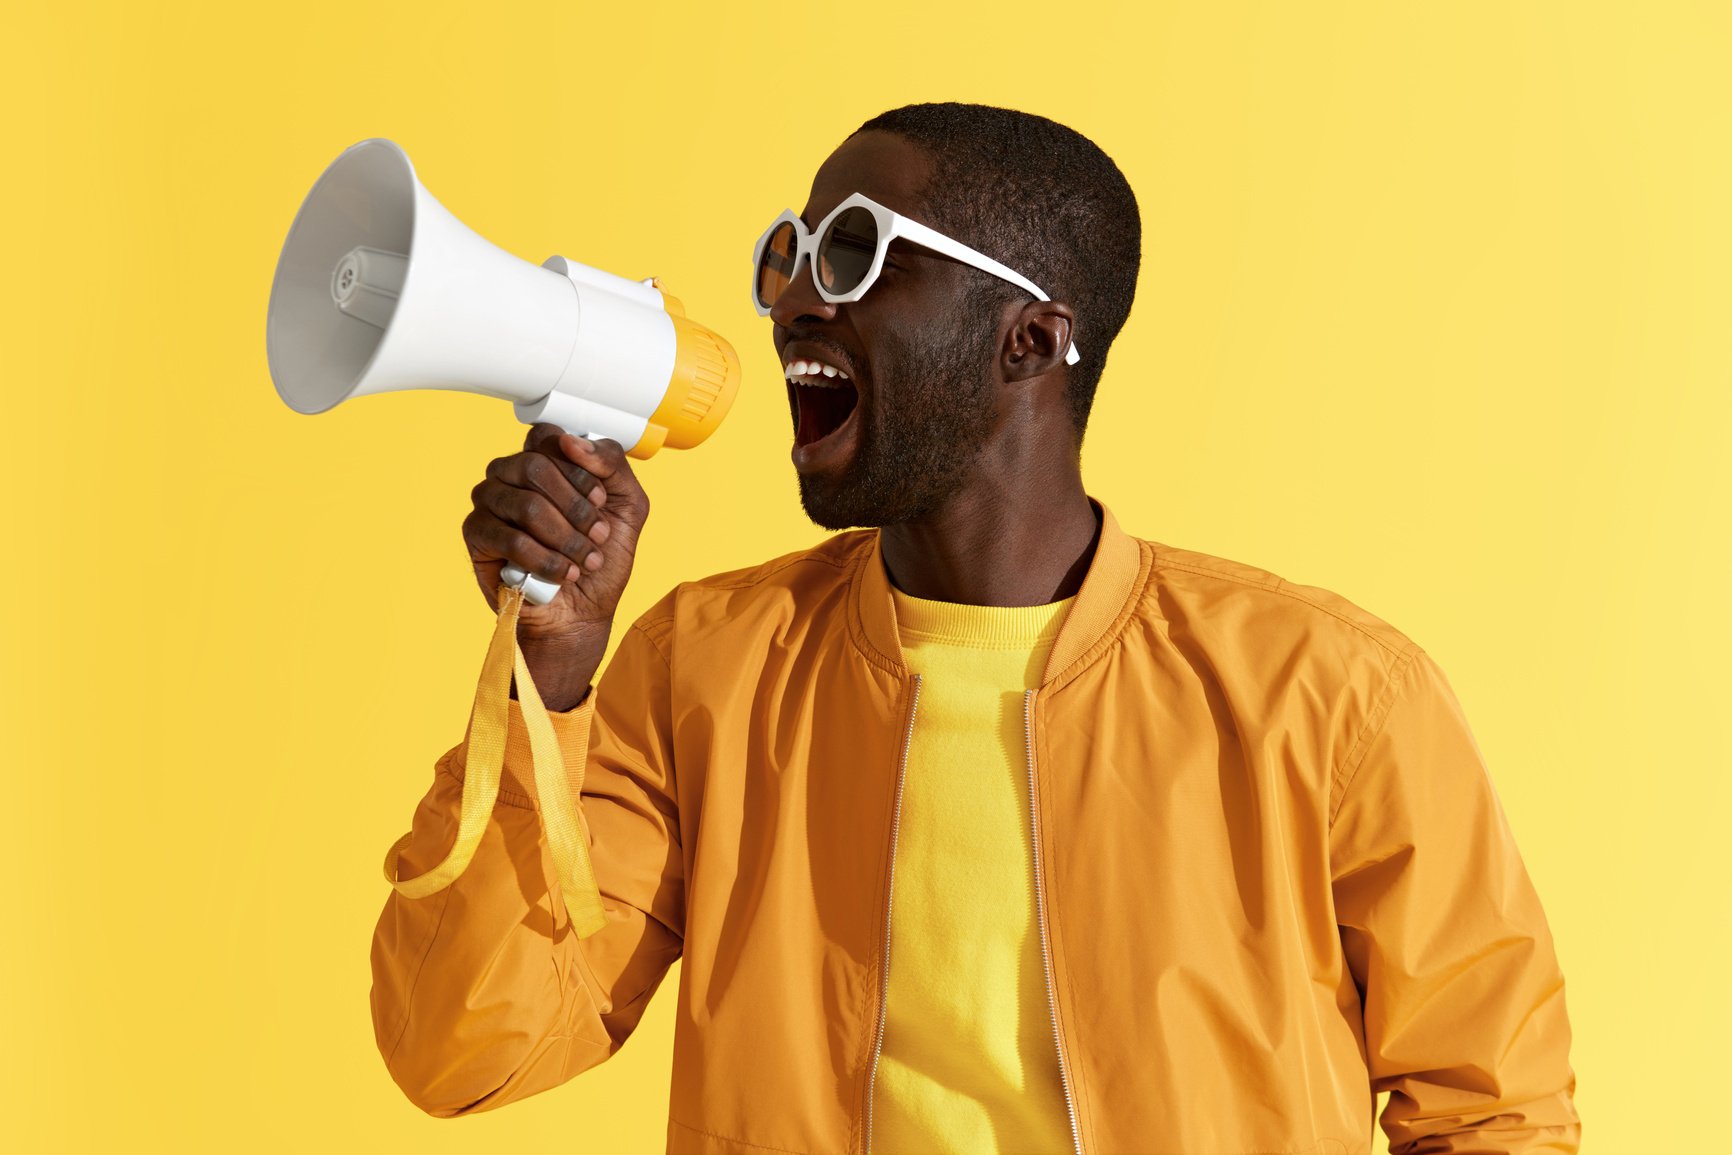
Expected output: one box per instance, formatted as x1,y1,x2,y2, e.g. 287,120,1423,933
872,583,1078,1154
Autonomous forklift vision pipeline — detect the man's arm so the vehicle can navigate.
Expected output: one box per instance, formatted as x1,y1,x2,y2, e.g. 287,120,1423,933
368,616,683,1116
1330,644,1581,1153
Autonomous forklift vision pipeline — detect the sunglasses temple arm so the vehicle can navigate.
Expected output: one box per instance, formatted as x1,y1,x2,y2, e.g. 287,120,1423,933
893,217,1082,365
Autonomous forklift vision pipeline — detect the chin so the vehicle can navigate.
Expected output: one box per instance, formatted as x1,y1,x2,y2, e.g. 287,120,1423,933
796,477,875,531
796,473,934,531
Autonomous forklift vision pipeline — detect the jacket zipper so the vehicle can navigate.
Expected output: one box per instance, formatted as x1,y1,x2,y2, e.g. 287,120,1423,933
1026,687,1084,1155
863,672,921,1155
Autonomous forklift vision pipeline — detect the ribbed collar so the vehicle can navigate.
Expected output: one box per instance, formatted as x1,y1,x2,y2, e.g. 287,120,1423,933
850,495,1149,685
890,584,1074,648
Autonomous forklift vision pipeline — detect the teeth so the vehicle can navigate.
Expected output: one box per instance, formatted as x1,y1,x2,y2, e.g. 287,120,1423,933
783,356,852,385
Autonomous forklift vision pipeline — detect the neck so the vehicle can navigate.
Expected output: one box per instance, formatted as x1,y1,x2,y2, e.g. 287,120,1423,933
878,463,1099,607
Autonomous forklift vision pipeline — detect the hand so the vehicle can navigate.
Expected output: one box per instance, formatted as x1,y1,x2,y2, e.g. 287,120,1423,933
462,423,651,645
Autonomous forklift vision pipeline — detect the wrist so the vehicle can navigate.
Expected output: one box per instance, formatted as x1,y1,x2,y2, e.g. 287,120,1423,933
513,621,611,712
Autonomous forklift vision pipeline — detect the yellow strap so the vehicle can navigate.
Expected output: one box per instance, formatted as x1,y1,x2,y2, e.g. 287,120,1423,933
381,581,609,939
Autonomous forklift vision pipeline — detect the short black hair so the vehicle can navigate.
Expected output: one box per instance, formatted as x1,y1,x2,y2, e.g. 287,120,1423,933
850,102,1141,438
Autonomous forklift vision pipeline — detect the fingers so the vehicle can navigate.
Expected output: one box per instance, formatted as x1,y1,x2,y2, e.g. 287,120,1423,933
552,430,650,526
463,505,583,585
473,425,647,591
523,421,564,453
557,433,615,483
513,424,601,506
525,424,608,480
469,456,607,584
486,450,602,538
525,422,627,502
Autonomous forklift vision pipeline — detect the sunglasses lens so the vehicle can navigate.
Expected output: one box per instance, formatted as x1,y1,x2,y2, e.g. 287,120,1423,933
756,221,799,309
818,206,879,295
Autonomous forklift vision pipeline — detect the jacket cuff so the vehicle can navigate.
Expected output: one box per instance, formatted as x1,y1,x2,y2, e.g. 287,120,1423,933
449,689,594,809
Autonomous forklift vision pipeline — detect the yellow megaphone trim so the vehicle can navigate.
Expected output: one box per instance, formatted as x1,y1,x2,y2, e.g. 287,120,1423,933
633,288,741,457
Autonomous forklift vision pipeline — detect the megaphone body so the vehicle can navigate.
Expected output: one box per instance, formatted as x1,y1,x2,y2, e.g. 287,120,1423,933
266,138,740,604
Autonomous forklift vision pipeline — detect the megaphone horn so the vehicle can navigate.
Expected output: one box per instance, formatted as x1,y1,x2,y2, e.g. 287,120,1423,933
265,138,741,603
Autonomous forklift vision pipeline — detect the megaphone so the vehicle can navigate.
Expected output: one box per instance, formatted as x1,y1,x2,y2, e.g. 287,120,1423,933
266,137,741,604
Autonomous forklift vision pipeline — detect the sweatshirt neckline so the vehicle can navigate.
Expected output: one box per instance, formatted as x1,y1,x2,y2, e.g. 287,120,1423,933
889,584,1075,648
849,496,1151,685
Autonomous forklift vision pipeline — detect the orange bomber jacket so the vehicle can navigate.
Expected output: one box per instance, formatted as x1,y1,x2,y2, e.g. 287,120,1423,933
369,497,1582,1154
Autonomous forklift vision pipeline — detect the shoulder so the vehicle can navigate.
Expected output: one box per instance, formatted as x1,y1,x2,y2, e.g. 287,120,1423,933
626,530,874,653
680,529,870,593
1138,538,1421,671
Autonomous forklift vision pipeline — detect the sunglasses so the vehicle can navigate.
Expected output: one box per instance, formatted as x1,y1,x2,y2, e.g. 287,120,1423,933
750,192,1081,366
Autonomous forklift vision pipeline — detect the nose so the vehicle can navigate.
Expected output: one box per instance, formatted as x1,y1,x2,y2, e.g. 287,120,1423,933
769,251,839,329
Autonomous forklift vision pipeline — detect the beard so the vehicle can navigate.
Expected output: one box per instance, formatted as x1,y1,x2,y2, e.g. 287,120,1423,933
796,307,1001,530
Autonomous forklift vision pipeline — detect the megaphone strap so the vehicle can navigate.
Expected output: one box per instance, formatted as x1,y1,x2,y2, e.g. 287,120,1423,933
381,582,609,940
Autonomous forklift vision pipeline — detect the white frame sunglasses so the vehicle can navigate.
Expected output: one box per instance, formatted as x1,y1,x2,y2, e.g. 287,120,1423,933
750,192,1081,366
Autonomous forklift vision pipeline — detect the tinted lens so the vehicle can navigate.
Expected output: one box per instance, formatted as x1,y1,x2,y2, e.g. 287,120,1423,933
756,221,799,308
818,206,879,295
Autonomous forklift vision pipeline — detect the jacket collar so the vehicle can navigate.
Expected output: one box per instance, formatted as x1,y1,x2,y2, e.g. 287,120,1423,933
849,495,1149,685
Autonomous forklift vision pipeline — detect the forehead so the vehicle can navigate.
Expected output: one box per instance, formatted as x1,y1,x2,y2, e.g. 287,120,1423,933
802,131,933,225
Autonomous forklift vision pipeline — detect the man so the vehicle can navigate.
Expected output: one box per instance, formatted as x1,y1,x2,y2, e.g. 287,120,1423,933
370,103,1581,1153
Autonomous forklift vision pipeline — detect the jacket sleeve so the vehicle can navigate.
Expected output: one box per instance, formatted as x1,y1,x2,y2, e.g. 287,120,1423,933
1329,644,1581,1153
368,616,684,1117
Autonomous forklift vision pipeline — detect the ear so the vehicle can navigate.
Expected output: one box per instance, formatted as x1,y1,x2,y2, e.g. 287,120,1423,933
1002,299,1076,382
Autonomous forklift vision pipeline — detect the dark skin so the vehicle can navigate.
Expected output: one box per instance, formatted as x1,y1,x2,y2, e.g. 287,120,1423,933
463,130,1104,710
774,131,1100,606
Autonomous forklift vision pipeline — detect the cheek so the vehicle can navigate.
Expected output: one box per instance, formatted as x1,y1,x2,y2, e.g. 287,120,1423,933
853,293,952,364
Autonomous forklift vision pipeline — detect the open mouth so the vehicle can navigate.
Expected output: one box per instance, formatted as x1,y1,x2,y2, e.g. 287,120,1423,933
786,358,860,449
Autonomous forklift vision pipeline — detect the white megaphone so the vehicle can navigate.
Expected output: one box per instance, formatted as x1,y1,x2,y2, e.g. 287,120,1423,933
266,137,741,605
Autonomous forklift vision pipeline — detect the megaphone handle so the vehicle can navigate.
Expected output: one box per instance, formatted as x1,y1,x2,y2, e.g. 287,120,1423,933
499,564,561,606
498,426,603,606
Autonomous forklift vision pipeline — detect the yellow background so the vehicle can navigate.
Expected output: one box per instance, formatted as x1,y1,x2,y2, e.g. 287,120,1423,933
4,1,1724,1150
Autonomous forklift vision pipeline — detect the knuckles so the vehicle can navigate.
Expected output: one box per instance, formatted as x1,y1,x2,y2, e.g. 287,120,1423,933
460,508,485,546
505,529,541,568
522,452,555,486
524,422,563,451
469,434,652,580
507,487,549,533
